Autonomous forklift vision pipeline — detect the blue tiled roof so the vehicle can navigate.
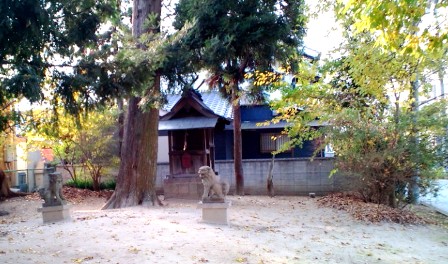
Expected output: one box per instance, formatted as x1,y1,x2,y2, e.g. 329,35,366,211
163,91,233,119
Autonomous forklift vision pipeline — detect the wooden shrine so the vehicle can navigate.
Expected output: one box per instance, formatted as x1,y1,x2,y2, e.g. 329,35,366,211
160,90,230,199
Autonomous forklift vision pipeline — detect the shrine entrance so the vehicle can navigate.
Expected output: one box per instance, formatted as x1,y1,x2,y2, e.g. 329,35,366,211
168,128,215,176
160,90,229,199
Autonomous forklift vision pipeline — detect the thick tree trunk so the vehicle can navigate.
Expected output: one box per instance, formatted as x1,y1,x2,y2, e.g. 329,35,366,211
102,98,160,208
117,98,124,158
232,84,244,195
102,0,161,209
0,169,26,199
0,169,11,198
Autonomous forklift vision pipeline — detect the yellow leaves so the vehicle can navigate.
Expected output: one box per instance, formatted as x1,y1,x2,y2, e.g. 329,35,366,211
72,256,93,263
276,66,290,73
256,120,271,127
246,70,283,87
339,0,444,63
235,257,248,263
128,246,141,254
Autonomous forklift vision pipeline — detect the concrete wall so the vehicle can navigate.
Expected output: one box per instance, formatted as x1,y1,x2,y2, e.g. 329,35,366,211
157,136,169,163
156,157,348,196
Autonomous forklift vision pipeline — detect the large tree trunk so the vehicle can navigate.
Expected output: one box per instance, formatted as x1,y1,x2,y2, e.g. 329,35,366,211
0,169,11,198
232,83,244,195
0,169,25,199
102,98,160,208
117,98,124,158
102,0,161,209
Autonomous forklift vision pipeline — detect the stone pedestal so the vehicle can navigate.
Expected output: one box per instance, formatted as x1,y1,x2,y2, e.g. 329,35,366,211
197,201,231,225
38,205,71,223
163,176,204,200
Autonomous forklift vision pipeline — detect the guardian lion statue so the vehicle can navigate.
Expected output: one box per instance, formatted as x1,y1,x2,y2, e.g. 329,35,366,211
39,173,66,207
198,166,229,203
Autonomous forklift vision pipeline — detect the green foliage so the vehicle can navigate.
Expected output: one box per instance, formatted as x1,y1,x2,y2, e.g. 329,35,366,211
65,178,116,190
172,0,307,91
100,178,116,190
271,0,448,207
115,18,173,108
270,60,330,152
25,106,120,191
0,0,121,128
336,0,447,59
274,58,448,206
172,0,307,195
334,0,447,98
324,103,448,207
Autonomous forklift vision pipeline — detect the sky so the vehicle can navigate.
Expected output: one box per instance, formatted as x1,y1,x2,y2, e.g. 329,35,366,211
303,2,342,59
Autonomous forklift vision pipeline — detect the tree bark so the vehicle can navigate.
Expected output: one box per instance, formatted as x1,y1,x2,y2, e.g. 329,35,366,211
0,169,11,198
0,169,26,199
232,83,244,195
102,97,160,208
117,98,124,158
408,79,420,204
102,0,161,209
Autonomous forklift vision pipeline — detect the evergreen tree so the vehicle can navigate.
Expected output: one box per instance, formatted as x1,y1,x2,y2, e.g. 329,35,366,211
173,0,307,195
0,0,118,198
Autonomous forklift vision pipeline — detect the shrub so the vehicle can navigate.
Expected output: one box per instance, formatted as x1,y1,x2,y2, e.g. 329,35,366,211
65,178,116,190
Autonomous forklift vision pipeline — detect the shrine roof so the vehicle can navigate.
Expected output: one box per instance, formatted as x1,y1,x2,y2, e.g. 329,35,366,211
162,90,233,120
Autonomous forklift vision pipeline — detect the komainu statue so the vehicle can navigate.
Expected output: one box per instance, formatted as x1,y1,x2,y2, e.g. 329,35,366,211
39,173,66,207
198,166,229,203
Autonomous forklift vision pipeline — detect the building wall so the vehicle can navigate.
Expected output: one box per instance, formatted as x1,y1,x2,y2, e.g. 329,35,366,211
157,136,169,163
241,105,273,121
156,157,350,196
214,128,322,160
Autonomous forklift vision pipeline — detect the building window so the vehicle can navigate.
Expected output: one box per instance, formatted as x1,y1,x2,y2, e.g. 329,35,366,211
260,133,291,153
324,144,334,157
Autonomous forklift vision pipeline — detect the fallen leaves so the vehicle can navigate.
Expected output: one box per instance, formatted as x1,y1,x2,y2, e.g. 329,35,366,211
24,187,112,204
72,256,94,263
317,193,430,224
198,257,209,263
128,246,141,254
235,257,248,263
62,187,113,204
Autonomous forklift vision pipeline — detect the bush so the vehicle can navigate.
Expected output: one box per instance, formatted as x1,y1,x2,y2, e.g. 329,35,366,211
65,178,116,191
100,179,116,190
326,104,448,208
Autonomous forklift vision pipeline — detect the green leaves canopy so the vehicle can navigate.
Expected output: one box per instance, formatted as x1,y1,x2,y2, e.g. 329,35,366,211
0,0,118,129
270,0,448,206
172,0,307,88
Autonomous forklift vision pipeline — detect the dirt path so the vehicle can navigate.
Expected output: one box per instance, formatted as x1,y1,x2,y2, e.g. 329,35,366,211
1,195,447,264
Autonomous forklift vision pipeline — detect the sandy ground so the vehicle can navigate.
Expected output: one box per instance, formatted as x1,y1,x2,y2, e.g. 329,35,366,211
0,195,447,264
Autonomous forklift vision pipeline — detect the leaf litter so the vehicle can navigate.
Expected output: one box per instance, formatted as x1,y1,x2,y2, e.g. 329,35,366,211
317,193,432,224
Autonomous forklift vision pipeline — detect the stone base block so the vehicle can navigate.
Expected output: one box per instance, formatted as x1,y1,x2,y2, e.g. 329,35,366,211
163,177,203,200
38,205,71,223
197,201,231,225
